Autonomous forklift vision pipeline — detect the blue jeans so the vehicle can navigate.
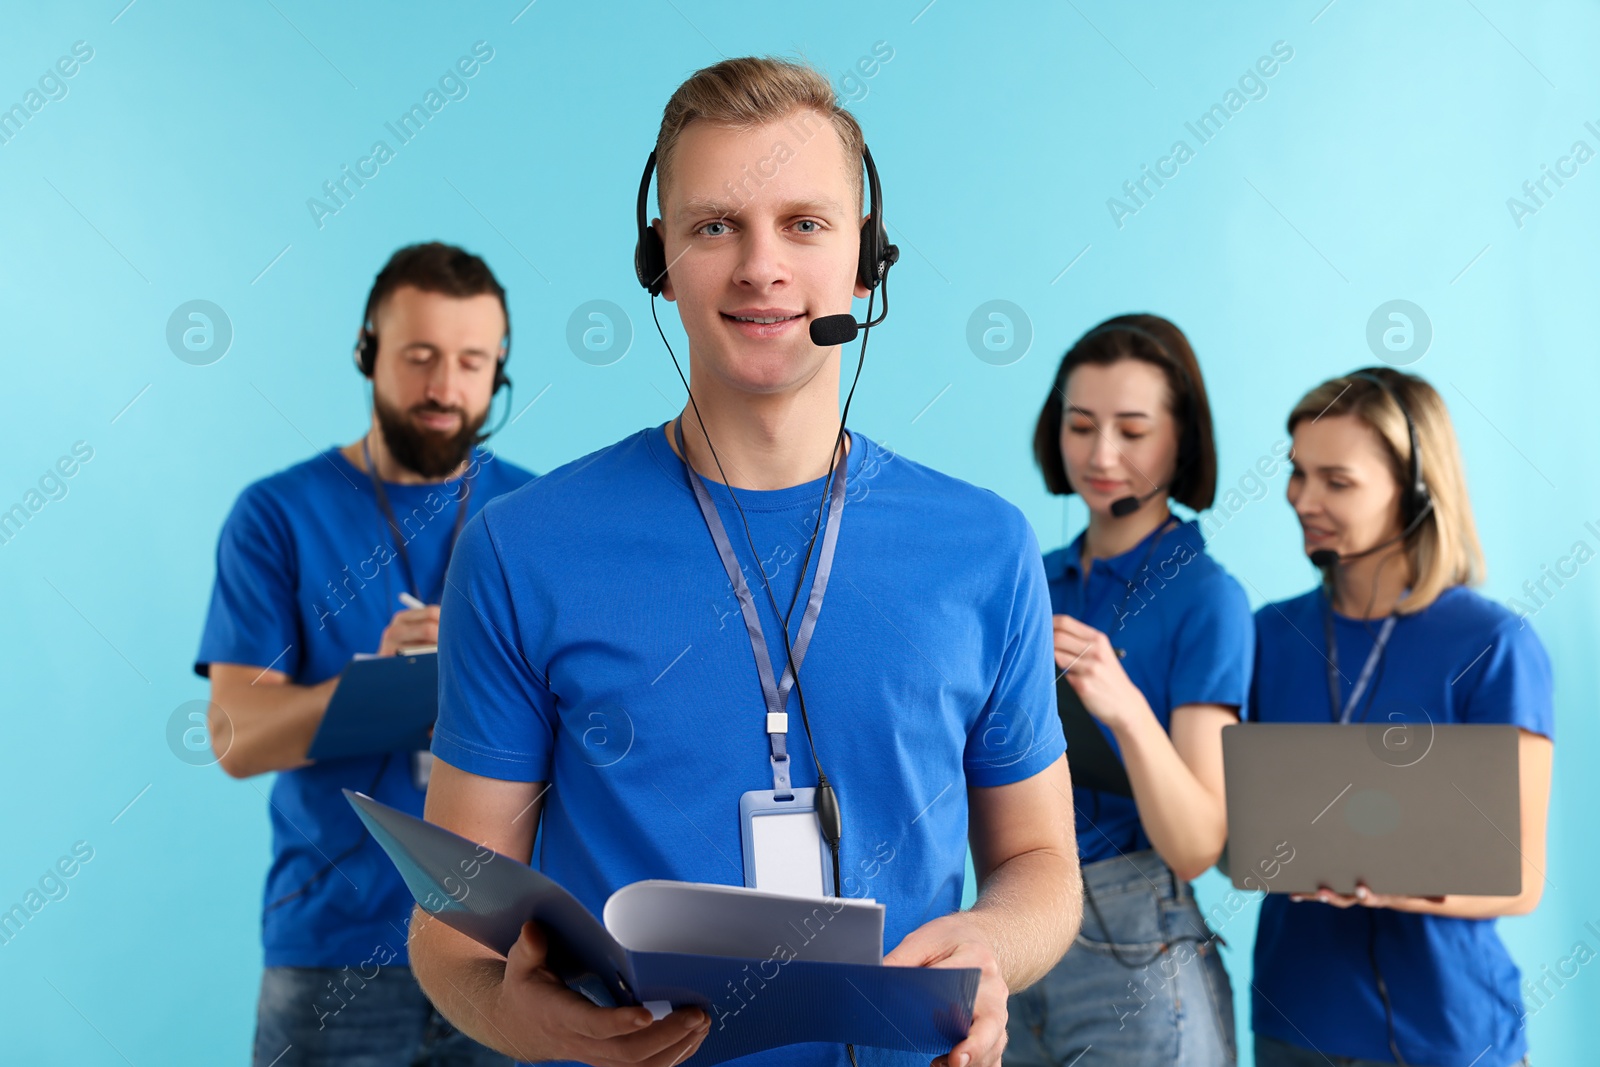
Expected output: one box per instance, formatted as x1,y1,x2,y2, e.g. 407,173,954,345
252,965,513,1066
1005,850,1234,1067
1255,1034,1531,1067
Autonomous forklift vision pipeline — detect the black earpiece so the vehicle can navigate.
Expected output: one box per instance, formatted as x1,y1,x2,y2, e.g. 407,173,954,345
1349,369,1430,527
634,150,670,297
633,144,899,298
354,325,379,377
855,144,898,293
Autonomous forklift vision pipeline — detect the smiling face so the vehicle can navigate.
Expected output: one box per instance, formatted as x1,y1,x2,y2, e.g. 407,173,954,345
1059,359,1180,516
369,285,505,477
655,113,869,398
1287,413,1405,559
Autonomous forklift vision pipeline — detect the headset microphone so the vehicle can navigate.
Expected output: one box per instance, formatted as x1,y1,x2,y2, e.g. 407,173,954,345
806,255,898,347
812,310,890,347
1109,454,1193,518
1110,484,1167,519
809,314,860,347
808,235,899,348
1307,502,1435,572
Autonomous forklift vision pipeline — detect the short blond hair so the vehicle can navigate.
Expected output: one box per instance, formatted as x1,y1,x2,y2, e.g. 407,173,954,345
654,56,865,214
1288,368,1485,613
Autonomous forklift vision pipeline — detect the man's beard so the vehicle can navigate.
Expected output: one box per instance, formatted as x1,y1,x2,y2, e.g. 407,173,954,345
373,392,489,479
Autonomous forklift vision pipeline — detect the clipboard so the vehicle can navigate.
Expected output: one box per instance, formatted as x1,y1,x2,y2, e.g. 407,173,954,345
306,652,438,761
1056,676,1134,797
343,790,979,1066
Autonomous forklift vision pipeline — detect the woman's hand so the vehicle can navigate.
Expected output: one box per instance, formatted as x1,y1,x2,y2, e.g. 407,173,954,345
1290,883,1445,911
1053,614,1151,733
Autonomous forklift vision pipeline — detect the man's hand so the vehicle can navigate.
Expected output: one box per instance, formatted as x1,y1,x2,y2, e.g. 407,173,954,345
378,604,440,656
884,912,1007,1067
488,920,711,1067
1053,615,1149,732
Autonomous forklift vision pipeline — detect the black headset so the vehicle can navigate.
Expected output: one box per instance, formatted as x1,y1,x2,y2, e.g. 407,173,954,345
1349,368,1431,528
352,278,512,394
633,143,897,298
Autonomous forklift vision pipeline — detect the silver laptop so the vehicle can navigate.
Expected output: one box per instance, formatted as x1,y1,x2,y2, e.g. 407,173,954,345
1222,723,1522,897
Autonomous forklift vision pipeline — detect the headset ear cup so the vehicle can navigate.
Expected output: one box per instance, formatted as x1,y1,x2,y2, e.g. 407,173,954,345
1411,482,1432,527
355,331,375,377
493,352,511,393
635,229,667,296
633,152,668,296
856,217,878,291
1410,443,1429,523
857,215,895,291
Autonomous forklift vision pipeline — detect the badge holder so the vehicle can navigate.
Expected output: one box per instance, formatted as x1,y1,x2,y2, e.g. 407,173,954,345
739,790,835,897
411,749,435,792
739,712,835,897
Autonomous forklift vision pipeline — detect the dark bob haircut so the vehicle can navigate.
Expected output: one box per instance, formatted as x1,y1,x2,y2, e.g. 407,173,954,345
1031,313,1218,511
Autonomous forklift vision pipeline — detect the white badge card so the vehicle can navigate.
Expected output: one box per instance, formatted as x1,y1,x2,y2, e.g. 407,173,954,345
739,788,835,897
411,749,435,792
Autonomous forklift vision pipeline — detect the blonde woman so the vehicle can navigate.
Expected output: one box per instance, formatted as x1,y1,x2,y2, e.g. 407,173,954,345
1249,367,1552,1067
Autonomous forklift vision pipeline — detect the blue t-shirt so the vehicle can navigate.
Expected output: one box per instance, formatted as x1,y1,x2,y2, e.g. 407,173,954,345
434,425,1064,1067
1248,585,1554,1067
1043,519,1252,864
196,444,535,968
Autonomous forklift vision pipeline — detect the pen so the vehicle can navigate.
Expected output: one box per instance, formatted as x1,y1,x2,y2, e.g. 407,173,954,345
399,592,426,611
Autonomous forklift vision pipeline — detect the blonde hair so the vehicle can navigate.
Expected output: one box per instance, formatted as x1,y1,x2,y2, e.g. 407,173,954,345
654,56,865,214
1287,368,1485,613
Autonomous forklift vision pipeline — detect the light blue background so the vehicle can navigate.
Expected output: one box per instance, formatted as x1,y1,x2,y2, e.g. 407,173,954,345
1,1,1596,1063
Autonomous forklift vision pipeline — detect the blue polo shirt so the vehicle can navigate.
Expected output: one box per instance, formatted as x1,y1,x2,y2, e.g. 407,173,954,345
1043,519,1252,864
196,444,535,968
433,425,1064,1067
1248,585,1554,1067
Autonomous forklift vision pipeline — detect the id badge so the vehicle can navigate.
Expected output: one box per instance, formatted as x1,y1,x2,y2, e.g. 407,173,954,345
738,788,834,897
410,750,435,792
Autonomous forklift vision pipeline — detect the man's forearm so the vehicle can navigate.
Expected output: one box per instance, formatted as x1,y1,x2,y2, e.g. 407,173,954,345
964,846,1083,992
211,671,339,778
408,909,524,1058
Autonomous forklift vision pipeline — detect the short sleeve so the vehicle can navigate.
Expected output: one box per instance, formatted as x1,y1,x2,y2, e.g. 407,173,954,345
963,514,1066,788
431,508,557,781
1460,616,1555,739
194,485,302,679
1169,572,1254,712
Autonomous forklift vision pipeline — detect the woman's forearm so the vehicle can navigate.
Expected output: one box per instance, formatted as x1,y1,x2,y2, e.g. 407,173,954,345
1112,705,1228,880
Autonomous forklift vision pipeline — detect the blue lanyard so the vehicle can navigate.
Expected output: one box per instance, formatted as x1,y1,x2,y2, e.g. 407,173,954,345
362,436,470,604
674,419,848,796
1321,593,1398,725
